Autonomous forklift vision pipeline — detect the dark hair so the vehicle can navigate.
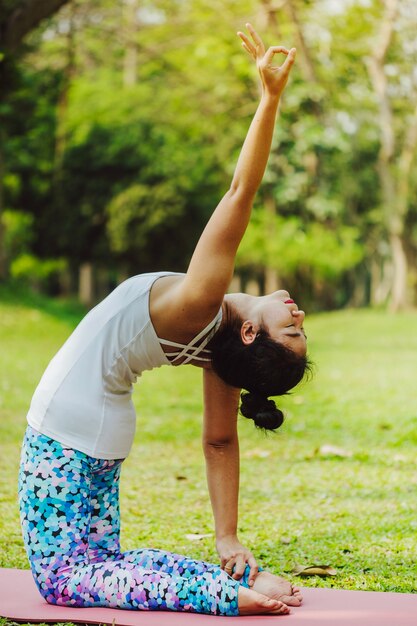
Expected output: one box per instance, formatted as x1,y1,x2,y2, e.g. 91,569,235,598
209,305,311,432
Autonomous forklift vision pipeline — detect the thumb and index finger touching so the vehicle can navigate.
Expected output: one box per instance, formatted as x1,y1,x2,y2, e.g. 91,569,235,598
237,22,296,72
263,45,297,71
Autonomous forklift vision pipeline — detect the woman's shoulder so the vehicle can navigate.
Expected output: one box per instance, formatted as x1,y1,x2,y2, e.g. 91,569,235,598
117,271,183,294
149,273,223,345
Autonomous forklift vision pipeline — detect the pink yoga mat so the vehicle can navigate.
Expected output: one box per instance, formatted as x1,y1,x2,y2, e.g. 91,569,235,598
0,568,416,625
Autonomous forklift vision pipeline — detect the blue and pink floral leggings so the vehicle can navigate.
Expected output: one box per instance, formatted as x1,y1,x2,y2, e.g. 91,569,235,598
18,426,243,615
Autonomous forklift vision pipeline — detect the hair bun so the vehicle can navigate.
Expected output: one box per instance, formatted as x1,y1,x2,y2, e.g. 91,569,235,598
240,392,284,431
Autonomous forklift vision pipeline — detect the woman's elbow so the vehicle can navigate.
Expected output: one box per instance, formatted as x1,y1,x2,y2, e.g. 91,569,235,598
202,435,238,454
228,182,256,204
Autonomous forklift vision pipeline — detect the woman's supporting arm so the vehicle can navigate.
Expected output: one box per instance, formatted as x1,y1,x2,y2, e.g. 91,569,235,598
202,368,258,585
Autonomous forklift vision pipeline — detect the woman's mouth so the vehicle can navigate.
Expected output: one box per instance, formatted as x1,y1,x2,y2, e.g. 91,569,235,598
284,299,295,304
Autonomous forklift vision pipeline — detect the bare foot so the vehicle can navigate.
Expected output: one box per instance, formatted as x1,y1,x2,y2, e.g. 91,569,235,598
252,571,303,607
238,586,290,616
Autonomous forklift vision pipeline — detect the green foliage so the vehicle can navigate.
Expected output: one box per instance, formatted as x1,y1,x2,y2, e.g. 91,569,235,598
237,210,363,281
57,81,225,271
10,253,67,291
1,0,417,307
2,209,33,260
107,182,184,252
1,209,66,292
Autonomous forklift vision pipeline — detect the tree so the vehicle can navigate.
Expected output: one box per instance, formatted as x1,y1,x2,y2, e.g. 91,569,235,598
0,0,70,54
365,0,417,310
1,0,73,281
2,0,416,308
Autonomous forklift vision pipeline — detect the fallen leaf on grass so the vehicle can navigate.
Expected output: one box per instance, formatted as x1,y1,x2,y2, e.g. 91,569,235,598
317,444,353,458
292,564,337,577
243,448,271,459
185,533,212,541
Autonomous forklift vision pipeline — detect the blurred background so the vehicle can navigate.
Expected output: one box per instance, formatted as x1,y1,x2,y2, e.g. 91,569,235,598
1,0,416,312
1,2,417,587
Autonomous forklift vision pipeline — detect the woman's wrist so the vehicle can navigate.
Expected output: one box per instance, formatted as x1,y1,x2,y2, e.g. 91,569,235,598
216,531,238,543
260,89,281,107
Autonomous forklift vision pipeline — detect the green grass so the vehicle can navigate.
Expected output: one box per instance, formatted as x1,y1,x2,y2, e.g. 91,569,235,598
0,287,416,626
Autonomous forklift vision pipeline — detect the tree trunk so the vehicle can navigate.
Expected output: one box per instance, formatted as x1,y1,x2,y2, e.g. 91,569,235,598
79,261,94,306
261,0,317,83
0,127,6,280
370,256,392,307
365,0,411,310
123,0,139,87
282,0,318,84
54,2,75,173
1,0,70,54
229,275,242,294
264,194,280,294
389,233,408,311
246,279,260,296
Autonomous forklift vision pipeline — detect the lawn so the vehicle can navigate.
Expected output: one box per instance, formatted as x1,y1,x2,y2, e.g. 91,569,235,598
0,286,416,624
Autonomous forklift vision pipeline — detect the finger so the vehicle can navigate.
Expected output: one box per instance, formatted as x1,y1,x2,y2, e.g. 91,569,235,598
224,560,235,576
232,556,246,580
247,556,259,586
237,31,256,56
280,47,297,74
262,45,290,66
246,22,265,55
241,42,255,57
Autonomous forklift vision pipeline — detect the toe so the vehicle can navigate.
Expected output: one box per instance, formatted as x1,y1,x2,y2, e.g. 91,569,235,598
280,594,301,607
292,586,303,603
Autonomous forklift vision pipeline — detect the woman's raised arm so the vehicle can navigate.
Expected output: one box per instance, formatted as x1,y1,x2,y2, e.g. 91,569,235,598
181,25,296,310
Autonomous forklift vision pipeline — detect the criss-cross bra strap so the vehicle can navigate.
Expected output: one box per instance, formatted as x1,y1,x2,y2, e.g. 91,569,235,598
158,312,221,365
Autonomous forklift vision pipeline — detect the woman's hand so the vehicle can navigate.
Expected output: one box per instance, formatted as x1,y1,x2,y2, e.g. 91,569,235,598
217,535,259,586
237,23,296,98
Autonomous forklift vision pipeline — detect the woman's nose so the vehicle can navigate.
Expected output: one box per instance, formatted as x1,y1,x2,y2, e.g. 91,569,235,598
292,310,305,326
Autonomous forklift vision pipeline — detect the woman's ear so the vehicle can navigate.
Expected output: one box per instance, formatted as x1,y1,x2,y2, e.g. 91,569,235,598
240,320,259,345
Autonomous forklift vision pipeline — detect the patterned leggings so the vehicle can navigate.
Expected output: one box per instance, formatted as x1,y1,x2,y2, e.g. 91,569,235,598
18,426,242,615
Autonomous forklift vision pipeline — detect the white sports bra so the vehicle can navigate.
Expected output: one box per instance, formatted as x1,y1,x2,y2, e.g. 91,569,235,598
158,309,222,365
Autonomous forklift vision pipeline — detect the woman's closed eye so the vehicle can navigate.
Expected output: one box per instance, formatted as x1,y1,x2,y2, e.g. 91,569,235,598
284,323,307,339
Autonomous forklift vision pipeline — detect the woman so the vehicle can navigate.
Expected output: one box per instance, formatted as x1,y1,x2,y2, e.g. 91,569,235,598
19,25,309,617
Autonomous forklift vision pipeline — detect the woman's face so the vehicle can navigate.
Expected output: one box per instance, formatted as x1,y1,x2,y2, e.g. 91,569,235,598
256,290,307,355
229,289,307,356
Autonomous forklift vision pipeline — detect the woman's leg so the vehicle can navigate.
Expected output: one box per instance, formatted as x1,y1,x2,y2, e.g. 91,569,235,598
19,426,98,600
87,458,123,563
85,449,248,594
18,426,239,615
